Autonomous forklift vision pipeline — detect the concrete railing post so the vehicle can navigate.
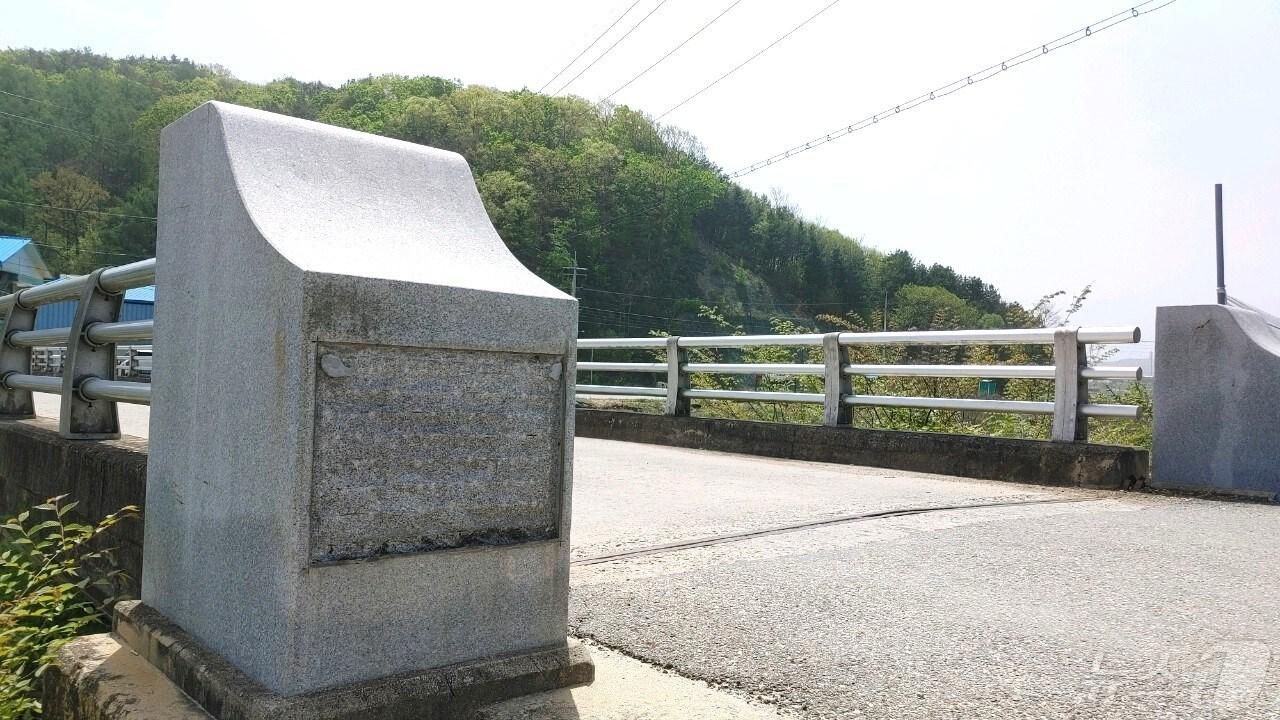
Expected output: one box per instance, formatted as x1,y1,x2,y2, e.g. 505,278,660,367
59,267,123,439
0,300,35,418
665,335,690,416
124,101,591,718
823,332,852,426
1051,327,1088,442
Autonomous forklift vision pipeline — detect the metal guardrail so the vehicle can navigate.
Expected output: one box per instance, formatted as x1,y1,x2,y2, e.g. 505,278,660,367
0,259,155,439
576,326,1143,443
31,345,152,379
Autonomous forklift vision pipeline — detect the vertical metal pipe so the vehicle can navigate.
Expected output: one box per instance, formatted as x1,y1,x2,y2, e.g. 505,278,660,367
1216,183,1227,305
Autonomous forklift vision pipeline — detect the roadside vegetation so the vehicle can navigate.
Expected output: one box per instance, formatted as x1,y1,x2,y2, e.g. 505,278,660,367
0,497,136,719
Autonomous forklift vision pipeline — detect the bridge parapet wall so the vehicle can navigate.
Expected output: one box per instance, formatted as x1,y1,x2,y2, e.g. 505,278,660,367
576,409,1149,490
0,418,146,597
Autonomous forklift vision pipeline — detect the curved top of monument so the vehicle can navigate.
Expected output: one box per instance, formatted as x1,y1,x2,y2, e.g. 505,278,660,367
183,101,569,300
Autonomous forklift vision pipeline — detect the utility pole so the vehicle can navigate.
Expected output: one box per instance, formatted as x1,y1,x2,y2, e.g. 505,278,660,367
1215,183,1227,305
562,251,586,298
562,252,588,347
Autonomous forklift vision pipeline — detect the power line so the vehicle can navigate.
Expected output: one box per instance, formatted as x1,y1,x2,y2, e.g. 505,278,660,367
0,197,157,221
579,285,860,311
26,241,151,260
579,286,823,323
582,306,727,330
554,0,670,96
604,0,745,102
656,0,842,120
579,286,700,302
0,88,75,112
728,0,1179,178
0,109,116,146
539,0,645,93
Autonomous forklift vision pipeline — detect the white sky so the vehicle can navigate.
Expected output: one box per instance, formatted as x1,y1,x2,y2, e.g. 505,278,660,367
5,0,1278,351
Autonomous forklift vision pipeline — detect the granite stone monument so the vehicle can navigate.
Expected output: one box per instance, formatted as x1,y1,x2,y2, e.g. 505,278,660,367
129,101,590,716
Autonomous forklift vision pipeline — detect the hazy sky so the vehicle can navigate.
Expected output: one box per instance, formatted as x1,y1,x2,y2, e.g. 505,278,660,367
6,0,1278,351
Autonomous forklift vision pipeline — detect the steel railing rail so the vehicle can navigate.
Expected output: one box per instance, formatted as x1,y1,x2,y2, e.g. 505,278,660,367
0,258,157,438
578,326,1140,351
577,361,667,373
575,360,1142,382
7,327,74,348
575,384,667,397
687,363,824,376
0,259,156,311
846,395,1056,414
574,325,1145,442
577,337,667,349
9,322,155,348
838,327,1140,346
684,389,824,403
80,377,152,404
2,373,62,394
86,320,154,345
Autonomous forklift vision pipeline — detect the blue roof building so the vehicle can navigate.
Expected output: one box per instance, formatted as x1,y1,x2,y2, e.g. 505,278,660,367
33,285,155,331
0,237,154,331
0,235,55,294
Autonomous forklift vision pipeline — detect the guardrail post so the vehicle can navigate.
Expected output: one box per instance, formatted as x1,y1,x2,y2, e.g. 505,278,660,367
60,268,122,439
1051,327,1088,442
0,294,36,417
664,336,690,416
823,332,852,426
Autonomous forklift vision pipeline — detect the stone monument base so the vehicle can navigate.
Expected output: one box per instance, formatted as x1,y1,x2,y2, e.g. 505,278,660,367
44,601,594,720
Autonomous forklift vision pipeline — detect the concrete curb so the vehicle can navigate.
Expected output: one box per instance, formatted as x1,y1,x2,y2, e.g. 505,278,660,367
575,409,1149,490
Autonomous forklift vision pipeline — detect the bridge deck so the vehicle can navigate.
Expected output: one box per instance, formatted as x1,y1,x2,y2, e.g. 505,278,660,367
33,396,1280,718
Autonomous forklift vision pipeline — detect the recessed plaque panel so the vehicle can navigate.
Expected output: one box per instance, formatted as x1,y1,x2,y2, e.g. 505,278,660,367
309,342,563,563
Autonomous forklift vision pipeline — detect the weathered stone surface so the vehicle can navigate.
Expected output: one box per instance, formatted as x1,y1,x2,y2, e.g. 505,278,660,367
575,409,1149,490
310,343,563,562
50,601,592,720
1154,304,1280,498
145,101,580,696
43,634,212,720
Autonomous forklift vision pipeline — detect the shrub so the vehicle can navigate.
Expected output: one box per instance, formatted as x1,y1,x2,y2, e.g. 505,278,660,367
0,497,137,719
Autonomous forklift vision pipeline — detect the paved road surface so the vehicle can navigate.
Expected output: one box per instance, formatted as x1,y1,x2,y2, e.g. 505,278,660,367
34,397,1280,718
570,440,1280,719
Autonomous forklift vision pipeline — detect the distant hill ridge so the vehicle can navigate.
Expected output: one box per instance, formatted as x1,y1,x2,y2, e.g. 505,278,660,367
0,48,1035,336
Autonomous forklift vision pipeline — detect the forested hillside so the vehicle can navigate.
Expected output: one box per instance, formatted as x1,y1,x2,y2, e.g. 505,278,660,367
0,48,1023,336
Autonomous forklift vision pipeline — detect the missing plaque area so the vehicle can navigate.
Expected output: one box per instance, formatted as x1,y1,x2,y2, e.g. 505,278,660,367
309,342,565,563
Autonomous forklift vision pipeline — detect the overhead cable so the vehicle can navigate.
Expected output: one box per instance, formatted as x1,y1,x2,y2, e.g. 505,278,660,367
0,197,157,221
656,0,843,120
0,88,75,111
0,109,115,145
604,0,744,102
727,0,1179,178
538,0,646,93
555,0,671,95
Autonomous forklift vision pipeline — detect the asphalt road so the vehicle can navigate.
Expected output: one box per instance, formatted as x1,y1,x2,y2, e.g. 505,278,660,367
34,397,1280,718
570,439,1280,719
